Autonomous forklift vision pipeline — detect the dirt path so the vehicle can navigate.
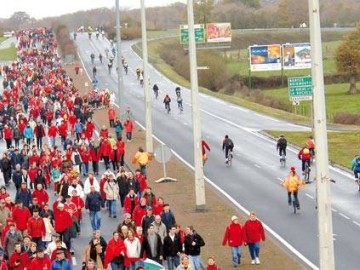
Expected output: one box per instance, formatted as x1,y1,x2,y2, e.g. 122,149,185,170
65,61,306,269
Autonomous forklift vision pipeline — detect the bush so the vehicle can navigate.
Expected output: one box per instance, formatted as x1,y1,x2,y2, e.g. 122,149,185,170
333,112,360,125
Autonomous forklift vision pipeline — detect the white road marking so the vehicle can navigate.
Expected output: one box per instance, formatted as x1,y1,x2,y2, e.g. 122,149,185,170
331,208,337,213
254,164,261,168
339,213,350,220
230,105,249,112
352,221,360,227
254,113,280,122
305,193,314,199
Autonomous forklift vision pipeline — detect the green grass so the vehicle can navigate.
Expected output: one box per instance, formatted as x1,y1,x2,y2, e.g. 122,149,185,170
0,37,5,43
0,46,17,60
146,29,177,39
266,130,360,168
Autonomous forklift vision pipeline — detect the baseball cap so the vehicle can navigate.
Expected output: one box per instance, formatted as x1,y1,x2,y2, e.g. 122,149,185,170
290,166,296,172
231,215,238,221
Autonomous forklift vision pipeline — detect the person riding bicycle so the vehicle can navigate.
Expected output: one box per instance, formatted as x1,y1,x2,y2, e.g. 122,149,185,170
177,95,183,111
123,61,128,75
276,134,287,159
152,84,159,97
307,136,315,157
298,144,312,174
351,155,360,181
222,135,234,164
175,86,181,97
281,167,304,210
163,95,171,112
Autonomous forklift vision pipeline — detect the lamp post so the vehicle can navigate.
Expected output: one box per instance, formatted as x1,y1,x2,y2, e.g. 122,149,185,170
308,0,335,268
140,0,153,153
115,0,124,116
187,0,206,210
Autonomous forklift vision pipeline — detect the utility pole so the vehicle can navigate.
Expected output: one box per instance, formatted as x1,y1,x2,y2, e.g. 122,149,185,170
115,0,124,116
308,0,335,269
140,0,153,153
187,0,206,210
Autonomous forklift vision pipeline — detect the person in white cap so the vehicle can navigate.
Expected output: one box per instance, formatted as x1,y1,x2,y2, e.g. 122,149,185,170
222,215,243,267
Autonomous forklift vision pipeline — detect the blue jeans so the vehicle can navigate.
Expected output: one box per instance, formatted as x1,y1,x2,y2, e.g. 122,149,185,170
166,255,180,270
189,255,202,270
107,200,117,217
127,261,140,270
89,211,101,231
110,262,125,270
248,242,260,260
50,137,55,148
231,246,241,266
81,162,89,175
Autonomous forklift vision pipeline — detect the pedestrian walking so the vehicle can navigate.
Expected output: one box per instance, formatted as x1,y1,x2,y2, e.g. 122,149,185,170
243,212,265,265
222,215,243,267
184,226,205,270
85,186,105,231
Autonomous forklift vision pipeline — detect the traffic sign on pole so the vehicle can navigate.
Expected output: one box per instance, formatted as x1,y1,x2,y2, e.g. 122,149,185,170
288,76,313,101
180,24,205,44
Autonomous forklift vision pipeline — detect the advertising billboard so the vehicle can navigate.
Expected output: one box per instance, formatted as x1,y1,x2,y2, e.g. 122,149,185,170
206,23,232,43
179,24,205,44
283,43,311,69
249,45,282,71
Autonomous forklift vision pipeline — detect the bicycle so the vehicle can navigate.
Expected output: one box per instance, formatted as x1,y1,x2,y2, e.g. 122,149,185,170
165,103,171,114
280,154,286,167
226,151,233,167
177,97,183,113
303,162,311,183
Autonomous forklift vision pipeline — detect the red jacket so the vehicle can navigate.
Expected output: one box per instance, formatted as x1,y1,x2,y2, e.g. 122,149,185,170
54,210,73,233
99,178,107,199
116,140,125,155
298,147,311,161
48,126,57,137
58,122,68,137
28,255,51,270
108,108,116,120
153,203,163,216
27,216,46,238
243,219,265,244
12,206,31,230
34,125,45,138
104,238,126,269
28,167,38,182
89,147,100,162
123,195,139,214
99,140,112,157
9,252,27,270
132,205,147,226
99,128,108,139
3,127,12,139
222,222,243,247
206,265,221,270
124,120,134,132
80,149,91,163
86,122,95,138
29,155,40,166
32,189,49,207
135,174,147,194
70,196,84,220
109,148,123,161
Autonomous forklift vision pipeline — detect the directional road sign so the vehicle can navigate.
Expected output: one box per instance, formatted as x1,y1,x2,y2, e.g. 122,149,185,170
288,76,313,101
180,24,205,44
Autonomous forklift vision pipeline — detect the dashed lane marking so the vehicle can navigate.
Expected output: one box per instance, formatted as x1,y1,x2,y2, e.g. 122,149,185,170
254,164,261,168
352,221,360,228
305,193,314,199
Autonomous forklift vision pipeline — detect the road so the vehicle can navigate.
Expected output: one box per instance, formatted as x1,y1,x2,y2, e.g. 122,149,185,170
74,32,360,269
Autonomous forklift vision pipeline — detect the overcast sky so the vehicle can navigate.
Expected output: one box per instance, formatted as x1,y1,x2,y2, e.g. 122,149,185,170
0,0,186,19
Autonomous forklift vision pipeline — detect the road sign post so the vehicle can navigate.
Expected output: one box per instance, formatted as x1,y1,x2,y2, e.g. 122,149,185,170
180,24,205,44
288,76,313,102
154,144,177,183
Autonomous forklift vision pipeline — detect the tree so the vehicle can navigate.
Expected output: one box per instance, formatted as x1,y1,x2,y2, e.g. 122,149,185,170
194,0,214,24
335,24,360,94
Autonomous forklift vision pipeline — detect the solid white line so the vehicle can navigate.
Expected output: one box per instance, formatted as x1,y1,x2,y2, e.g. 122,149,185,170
254,164,261,168
331,208,337,213
352,221,360,227
305,193,314,199
135,120,319,270
254,113,280,122
339,213,350,220
230,105,249,113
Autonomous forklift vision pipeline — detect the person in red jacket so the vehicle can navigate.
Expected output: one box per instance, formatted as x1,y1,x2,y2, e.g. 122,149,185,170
115,137,125,166
89,142,100,176
3,125,12,149
70,189,84,222
206,256,221,270
28,246,51,270
298,145,312,173
79,145,91,176
9,242,27,270
68,111,77,135
32,183,49,209
57,121,68,143
201,139,210,165
27,209,46,246
34,122,46,150
123,188,139,215
47,122,58,148
99,125,109,139
12,200,31,236
53,203,73,242
222,215,243,267
132,197,147,227
108,106,116,127
85,118,96,139
243,212,265,265
123,118,134,142
99,138,111,170
135,170,147,198
104,231,126,269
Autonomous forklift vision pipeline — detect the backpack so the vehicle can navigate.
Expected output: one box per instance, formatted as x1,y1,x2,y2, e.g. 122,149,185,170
228,139,234,148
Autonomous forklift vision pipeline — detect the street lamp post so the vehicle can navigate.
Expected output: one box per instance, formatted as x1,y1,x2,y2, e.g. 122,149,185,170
187,0,206,210
308,0,335,269
140,0,153,153
115,0,124,116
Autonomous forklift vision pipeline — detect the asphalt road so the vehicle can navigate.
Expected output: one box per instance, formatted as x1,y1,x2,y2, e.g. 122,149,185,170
74,32,360,269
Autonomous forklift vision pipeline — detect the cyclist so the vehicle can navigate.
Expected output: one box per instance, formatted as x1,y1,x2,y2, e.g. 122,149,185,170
152,84,159,98
351,154,360,182
123,61,128,75
90,53,95,64
281,166,304,209
298,144,312,174
136,68,141,80
222,135,234,164
276,134,287,159
177,95,183,112
163,95,171,112
99,53,103,64
107,61,113,74
175,86,181,97
201,139,210,165
307,136,315,158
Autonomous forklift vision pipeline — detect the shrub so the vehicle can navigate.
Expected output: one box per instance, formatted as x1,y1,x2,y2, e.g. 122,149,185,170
333,112,360,125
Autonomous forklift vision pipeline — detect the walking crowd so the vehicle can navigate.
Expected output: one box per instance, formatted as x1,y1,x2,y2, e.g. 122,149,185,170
0,27,266,270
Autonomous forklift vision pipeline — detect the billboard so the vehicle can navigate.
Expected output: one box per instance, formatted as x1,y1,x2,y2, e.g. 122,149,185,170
283,43,311,69
249,45,282,71
206,23,231,43
180,24,205,44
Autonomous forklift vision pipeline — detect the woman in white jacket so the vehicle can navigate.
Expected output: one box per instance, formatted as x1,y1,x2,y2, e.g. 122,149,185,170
124,230,141,269
42,213,55,246
103,174,119,218
83,173,100,195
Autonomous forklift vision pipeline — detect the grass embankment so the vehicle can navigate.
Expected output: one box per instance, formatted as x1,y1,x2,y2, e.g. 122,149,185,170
0,46,17,60
266,130,360,168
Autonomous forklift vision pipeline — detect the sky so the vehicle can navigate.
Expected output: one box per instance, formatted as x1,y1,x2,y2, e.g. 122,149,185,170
0,0,186,19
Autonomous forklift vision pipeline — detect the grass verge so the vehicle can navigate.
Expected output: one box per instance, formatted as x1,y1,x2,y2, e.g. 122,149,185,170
265,130,360,168
0,46,17,60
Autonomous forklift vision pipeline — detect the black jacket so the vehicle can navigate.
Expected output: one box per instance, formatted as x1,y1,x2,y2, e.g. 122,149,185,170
163,233,182,258
141,232,163,259
85,191,104,212
184,232,205,256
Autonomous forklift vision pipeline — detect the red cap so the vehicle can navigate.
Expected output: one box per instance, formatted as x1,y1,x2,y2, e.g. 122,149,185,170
290,166,296,172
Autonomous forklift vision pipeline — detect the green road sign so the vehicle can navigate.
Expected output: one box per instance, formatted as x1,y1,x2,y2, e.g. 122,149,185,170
180,24,205,44
288,76,313,101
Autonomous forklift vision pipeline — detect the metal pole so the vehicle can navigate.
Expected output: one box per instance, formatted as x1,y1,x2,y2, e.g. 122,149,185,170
161,144,167,178
140,0,153,153
187,0,206,210
115,0,124,116
308,0,335,269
